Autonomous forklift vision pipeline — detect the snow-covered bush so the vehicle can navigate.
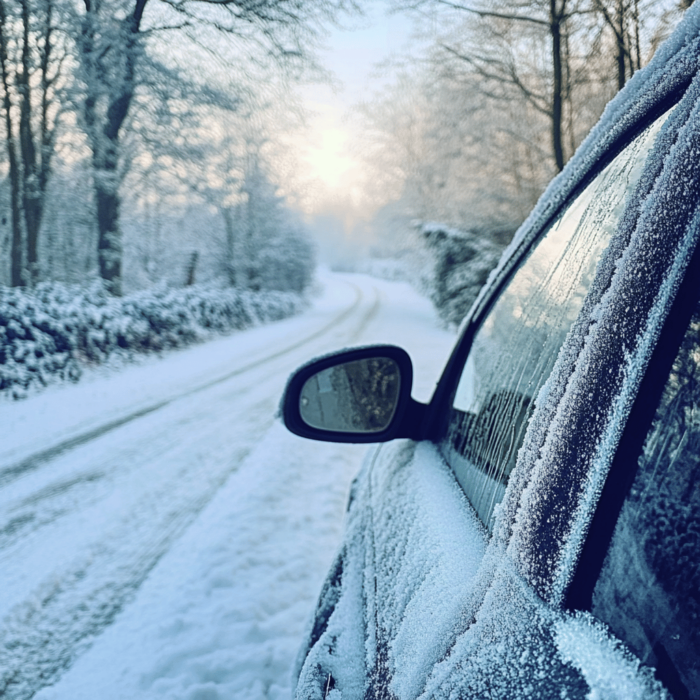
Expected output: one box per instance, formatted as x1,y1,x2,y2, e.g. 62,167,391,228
355,258,412,282
420,222,504,327
0,282,307,399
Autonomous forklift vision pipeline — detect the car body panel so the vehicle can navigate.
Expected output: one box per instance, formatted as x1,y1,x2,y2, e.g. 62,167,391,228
286,5,700,699
293,440,671,699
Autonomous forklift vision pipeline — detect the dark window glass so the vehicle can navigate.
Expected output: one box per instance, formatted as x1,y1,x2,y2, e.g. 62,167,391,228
441,110,672,530
592,305,700,699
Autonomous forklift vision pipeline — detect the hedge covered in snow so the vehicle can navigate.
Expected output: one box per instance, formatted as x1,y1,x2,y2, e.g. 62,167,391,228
421,222,504,327
0,282,308,399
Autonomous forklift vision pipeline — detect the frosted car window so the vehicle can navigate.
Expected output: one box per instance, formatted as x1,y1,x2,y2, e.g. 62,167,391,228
591,305,700,699
443,110,670,531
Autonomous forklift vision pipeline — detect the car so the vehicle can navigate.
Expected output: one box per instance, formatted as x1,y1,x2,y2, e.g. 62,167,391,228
280,7,700,699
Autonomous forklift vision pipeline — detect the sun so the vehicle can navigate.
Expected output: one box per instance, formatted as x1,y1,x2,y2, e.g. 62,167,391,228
305,127,356,190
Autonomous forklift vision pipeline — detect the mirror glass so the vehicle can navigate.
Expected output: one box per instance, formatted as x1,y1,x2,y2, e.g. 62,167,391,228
299,357,401,433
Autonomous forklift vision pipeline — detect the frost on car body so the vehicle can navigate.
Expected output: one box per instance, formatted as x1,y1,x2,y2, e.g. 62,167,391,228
284,4,700,698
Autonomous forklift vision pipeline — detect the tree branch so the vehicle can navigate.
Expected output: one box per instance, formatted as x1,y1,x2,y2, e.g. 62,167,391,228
434,0,549,27
440,43,551,116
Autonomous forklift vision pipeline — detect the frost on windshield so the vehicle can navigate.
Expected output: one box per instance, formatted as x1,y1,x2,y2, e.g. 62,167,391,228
506,70,700,602
443,107,670,531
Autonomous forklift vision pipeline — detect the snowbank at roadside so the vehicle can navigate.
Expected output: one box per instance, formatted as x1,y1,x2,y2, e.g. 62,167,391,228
0,282,308,399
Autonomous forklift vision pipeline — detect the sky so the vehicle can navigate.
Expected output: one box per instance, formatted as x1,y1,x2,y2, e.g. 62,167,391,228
145,2,428,264
293,6,424,218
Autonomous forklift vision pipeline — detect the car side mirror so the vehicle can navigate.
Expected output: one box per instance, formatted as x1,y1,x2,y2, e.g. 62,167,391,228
281,345,426,443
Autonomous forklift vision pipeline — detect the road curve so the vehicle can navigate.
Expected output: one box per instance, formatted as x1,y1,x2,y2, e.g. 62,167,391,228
0,276,381,700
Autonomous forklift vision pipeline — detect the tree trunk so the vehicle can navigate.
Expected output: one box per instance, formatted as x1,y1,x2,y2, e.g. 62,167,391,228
26,0,57,285
616,0,626,90
563,20,576,160
95,150,122,295
81,0,148,295
0,0,59,287
550,0,565,172
19,0,41,285
0,0,24,287
185,251,198,286
222,206,237,286
5,133,23,287
632,0,641,73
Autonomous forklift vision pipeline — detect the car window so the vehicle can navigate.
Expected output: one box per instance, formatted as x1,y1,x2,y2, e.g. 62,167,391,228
591,303,700,699
441,110,672,531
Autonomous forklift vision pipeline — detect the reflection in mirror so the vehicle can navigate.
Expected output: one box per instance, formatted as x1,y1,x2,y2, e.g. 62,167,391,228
299,357,401,433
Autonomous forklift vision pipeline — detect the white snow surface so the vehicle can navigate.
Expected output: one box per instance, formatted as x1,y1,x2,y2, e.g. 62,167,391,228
0,271,456,700
554,613,668,700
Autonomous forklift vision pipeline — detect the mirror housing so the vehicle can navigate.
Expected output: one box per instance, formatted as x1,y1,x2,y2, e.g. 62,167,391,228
281,345,427,443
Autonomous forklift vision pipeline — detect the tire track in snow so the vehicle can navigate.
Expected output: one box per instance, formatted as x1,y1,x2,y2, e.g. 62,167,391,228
0,283,380,553
0,281,382,700
0,436,253,700
0,282,366,489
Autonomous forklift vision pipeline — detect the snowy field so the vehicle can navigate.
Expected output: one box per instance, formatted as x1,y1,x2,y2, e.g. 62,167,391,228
0,271,455,700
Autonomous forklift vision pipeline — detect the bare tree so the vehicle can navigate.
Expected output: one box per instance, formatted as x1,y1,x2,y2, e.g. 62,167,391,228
591,0,692,90
359,65,548,246
71,0,353,295
425,0,575,171
592,0,642,89
111,60,313,293
0,0,67,286
361,0,686,267
393,0,685,174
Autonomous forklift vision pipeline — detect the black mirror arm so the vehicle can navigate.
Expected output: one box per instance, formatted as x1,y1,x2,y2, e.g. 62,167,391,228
394,397,429,440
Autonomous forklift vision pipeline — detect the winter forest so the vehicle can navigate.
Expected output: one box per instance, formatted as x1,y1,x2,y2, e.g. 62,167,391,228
0,0,693,394
358,0,691,322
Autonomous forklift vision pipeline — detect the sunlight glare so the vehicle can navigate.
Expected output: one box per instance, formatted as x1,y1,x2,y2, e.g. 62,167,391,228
306,127,355,191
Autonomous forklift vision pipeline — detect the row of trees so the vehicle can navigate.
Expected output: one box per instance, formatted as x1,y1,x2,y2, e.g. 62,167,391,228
361,0,691,252
0,0,350,294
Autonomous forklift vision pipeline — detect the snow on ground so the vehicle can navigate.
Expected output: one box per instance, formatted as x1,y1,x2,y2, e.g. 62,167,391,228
0,271,455,700
0,271,358,468
35,423,367,700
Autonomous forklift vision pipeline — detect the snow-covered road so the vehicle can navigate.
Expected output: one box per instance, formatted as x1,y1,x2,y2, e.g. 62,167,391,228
0,272,455,700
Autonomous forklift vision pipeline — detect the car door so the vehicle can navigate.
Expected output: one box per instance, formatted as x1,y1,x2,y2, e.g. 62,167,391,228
437,86,691,538
419,41,700,700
